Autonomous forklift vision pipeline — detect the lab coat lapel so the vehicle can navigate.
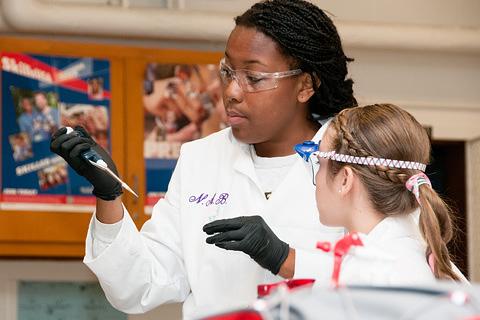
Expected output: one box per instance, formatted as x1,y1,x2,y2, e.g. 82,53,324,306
230,135,263,192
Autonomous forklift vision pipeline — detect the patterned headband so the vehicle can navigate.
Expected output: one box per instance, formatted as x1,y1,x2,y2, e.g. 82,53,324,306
313,150,427,172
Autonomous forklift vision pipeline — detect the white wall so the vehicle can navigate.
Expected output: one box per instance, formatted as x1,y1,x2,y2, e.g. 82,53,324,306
350,48,480,140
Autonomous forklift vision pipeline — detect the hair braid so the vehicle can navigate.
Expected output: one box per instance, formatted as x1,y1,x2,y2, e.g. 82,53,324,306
333,110,410,185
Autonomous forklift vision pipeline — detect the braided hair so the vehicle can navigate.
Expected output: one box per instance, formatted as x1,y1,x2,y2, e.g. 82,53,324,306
235,0,357,120
328,104,459,280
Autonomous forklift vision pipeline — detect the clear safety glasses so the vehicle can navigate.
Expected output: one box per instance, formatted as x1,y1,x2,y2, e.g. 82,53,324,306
219,58,303,93
295,140,428,186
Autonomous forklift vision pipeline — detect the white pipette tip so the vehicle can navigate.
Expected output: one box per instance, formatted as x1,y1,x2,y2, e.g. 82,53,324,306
122,183,139,198
96,159,109,169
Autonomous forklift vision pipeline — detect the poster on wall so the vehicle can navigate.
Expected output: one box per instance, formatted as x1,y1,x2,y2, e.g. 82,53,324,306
1,52,111,207
143,63,226,206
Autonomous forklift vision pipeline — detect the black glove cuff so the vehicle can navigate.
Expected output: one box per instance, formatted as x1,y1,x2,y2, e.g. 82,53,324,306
92,183,123,201
271,242,290,275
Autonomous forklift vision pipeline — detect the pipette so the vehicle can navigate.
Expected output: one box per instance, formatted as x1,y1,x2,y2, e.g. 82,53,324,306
65,127,138,198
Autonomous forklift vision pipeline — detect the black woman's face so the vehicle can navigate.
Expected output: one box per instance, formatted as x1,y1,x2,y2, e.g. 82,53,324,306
222,26,304,145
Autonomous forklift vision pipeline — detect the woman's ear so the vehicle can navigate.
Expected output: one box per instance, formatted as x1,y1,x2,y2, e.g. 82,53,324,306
337,166,355,196
297,73,318,103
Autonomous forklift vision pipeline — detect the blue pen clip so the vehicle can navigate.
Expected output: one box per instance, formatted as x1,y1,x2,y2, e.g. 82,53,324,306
294,140,319,162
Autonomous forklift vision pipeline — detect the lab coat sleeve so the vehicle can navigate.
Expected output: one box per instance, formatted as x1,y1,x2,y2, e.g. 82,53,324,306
91,216,122,258
293,248,333,283
84,156,190,314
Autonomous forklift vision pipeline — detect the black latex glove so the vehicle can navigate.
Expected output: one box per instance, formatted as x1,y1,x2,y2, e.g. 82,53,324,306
203,216,290,275
50,126,123,201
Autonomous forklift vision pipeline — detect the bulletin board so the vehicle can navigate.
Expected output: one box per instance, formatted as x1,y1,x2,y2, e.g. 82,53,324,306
0,36,222,257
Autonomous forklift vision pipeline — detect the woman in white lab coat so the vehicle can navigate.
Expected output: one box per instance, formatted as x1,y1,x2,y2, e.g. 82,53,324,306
49,0,357,318
298,103,463,286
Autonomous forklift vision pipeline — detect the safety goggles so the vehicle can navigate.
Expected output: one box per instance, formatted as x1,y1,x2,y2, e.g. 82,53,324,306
295,140,427,186
219,58,303,93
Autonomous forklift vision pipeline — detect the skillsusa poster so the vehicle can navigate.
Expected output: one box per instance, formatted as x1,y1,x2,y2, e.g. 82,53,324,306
1,52,111,206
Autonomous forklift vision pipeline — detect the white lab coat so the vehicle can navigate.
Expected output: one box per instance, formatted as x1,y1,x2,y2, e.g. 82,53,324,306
84,126,344,319
312,213,437,286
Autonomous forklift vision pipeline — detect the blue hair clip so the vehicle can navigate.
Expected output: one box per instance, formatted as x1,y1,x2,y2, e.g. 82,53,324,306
294,141,319,162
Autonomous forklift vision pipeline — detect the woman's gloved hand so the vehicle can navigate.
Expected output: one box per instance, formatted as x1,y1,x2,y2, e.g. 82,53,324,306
50,126,123,201
203,215,290,275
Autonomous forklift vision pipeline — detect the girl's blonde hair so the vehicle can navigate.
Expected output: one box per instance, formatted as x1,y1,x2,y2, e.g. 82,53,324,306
328,103,459,280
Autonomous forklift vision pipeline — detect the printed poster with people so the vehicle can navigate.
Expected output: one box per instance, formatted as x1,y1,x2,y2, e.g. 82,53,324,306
1,52,111,206
143,63,226,206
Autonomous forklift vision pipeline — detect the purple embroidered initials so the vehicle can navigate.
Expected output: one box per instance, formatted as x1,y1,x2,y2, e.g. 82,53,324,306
189,193,229,206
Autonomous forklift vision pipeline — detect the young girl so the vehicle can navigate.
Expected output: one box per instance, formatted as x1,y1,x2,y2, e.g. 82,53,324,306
301,103,464,285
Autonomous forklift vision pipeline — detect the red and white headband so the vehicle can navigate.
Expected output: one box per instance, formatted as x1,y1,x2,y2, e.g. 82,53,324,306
313,150,427,172
313,150,431,204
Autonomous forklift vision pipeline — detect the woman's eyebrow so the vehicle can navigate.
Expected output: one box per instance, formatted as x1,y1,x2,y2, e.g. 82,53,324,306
224,52,268,68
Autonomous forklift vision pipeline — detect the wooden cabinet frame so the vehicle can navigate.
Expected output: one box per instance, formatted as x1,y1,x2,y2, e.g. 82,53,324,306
0,36,221,257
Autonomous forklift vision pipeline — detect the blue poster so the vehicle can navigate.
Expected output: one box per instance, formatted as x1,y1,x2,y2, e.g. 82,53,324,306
1,52,110,205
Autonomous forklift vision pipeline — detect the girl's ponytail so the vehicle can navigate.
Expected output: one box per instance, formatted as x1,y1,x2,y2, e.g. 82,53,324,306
417,184,459,280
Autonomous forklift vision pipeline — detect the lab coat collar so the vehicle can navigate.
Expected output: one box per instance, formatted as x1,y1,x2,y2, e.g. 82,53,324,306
229,120,332,188
312,118,332,143
364,213,423,245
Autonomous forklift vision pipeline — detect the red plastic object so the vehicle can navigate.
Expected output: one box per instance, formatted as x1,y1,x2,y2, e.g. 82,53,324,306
331,232,363,287
201,310,263,320
316,241,332,252
316,232,364,288
257,278,316,298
